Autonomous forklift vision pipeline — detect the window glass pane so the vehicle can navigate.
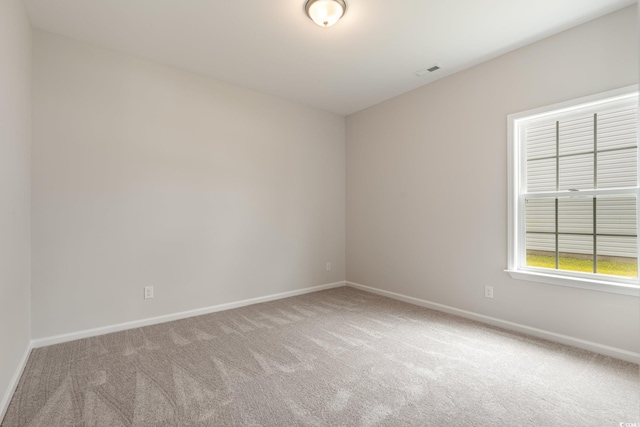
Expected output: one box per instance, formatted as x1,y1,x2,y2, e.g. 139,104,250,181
558,153,594,190
526,233,555,269
559,115,593,156
527,158,556,192
526,122,556,160
526,198,555,232
597,147,637,189
596,236,637,277
558,197,592,234
596,195,637,277
558,234,593,273
596,195,637,236
525,197,555,269
557,196,594,273
597,104,637,151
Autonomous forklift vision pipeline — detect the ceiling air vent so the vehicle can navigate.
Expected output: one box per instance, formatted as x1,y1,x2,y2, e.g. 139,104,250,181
413,65,440,77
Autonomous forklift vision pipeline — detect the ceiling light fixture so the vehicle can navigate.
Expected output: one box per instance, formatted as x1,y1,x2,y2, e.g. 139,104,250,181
305,0,347,27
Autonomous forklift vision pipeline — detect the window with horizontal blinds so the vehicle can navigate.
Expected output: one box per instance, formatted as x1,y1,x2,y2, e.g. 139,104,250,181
522,96,638,278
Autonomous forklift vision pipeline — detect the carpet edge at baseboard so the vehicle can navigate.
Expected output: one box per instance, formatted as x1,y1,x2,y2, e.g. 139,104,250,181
346,281,640,364
31,281,347,349
0,344,32,424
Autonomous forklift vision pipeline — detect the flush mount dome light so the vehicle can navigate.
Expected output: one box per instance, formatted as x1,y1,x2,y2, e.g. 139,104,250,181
305,0,347,27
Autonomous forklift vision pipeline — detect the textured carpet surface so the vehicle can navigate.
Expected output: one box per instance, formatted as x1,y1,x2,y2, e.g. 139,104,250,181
2,287,639,426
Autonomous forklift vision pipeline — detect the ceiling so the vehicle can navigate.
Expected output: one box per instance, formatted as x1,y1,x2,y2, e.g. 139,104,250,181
24,0,635,115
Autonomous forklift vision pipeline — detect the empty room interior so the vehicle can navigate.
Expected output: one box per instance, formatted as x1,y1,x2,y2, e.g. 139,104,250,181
1,0,639,425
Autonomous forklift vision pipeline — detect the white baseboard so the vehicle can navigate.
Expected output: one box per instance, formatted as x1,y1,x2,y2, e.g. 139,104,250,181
0,343,32,423
346,281,640,364
32,281,346,349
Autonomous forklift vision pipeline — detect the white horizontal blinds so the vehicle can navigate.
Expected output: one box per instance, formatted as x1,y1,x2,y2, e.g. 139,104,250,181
526,122,556,192
597,102,638,188
558,115,594,191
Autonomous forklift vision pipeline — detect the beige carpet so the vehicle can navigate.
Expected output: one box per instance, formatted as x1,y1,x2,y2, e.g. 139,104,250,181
2,287,639,426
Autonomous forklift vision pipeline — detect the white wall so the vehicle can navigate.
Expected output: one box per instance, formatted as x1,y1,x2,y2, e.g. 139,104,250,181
32,31,345,339
346,6,640,353
0,0,32,415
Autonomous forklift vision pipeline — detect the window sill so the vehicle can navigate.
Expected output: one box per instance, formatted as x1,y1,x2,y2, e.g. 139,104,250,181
505,269,640,297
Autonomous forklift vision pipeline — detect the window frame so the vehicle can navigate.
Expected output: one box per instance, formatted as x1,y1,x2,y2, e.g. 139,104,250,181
507,85,640,297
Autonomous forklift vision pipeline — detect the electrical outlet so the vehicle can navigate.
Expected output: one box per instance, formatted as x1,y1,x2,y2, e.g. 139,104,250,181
484,286,494,299
144,286,154,299
325,262,331,272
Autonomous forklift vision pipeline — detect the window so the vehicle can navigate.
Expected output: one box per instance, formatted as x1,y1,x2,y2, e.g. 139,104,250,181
507,86,640,296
